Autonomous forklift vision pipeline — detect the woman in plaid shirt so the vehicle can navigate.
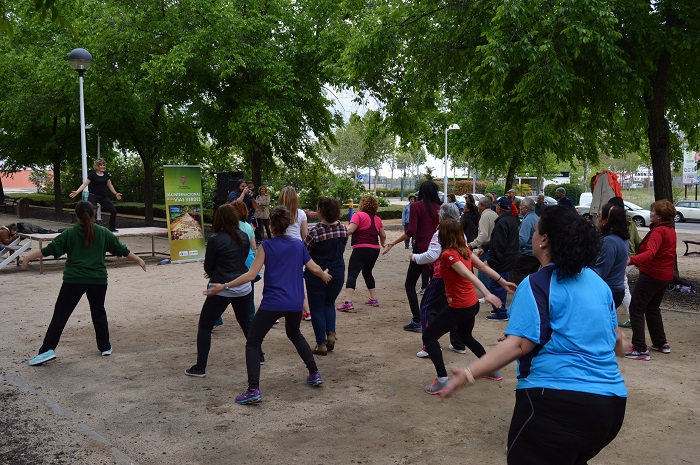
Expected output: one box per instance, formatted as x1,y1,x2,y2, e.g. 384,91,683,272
304,198,348,355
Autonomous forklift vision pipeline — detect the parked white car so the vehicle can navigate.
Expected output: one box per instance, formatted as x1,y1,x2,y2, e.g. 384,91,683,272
576,201,651,227
675,200,700,222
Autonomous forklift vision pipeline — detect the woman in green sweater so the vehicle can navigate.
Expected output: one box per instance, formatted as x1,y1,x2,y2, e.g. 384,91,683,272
21,201,146,366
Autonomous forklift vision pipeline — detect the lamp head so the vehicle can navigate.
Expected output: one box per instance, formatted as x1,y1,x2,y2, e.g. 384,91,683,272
68,48,93,72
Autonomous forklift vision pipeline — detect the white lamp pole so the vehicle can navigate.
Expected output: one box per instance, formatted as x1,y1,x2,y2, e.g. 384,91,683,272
444,124,460,203
68,48,93,201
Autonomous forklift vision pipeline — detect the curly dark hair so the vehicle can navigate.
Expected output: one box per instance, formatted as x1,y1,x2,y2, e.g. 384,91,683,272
538,206,600,280
599,203,630,240
270,205,293,237
317,197,341,223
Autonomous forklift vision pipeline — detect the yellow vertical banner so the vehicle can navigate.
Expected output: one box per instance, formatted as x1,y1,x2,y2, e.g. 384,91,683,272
163,165,206,263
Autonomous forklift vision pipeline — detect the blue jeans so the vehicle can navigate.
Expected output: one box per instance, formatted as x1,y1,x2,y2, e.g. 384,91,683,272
488,270,510,315
478,251,492,290
306,282,343,344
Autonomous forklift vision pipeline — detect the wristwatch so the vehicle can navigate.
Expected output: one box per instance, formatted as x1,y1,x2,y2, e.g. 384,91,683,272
224,284,231,290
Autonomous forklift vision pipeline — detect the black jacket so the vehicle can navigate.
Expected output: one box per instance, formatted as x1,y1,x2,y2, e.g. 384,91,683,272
484,213,519,272
204,231,250,285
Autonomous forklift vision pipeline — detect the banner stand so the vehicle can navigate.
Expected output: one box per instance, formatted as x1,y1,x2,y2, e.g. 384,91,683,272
163,165,206,263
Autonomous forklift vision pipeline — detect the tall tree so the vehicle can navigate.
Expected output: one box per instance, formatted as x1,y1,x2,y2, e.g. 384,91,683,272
344,0,700,201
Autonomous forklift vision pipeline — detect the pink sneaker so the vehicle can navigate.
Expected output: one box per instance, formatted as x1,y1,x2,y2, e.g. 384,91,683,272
336,301,354,311
364,299,379,307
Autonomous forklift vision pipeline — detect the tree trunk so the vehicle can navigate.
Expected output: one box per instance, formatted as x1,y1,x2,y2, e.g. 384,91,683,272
644,49,673,203
51,115,63,214
0,176,4,203
504,165,516,192
251,146,262,188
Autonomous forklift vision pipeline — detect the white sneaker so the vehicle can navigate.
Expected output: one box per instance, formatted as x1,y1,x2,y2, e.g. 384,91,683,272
416,349,429,358
449,344,467,354
101,347,113,356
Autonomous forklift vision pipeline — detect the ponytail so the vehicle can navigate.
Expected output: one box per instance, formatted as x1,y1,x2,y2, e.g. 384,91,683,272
75,201,95,247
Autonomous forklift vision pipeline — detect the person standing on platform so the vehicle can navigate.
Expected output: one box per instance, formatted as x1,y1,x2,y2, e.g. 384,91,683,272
69,158,122,232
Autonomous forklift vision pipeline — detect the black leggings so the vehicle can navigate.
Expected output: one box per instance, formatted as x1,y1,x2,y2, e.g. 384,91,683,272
507,389,626,465
422,303,485,378
404,260,424,321
195,293,253,370
255,218,272,242
39,282,110,354
345,247,380,290
245,310,318,389
88,193,117,230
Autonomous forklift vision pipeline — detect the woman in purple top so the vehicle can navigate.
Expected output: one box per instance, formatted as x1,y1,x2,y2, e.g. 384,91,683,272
205,206,331,405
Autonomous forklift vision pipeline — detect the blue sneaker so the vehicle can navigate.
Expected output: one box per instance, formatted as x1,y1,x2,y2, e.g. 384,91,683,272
235,388,262,405
28,350,56,366
306,372,323,386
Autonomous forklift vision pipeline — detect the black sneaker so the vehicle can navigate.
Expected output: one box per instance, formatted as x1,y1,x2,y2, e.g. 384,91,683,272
486,313,508,321
109,228,119,232
403,320,422,332
185,365,206,377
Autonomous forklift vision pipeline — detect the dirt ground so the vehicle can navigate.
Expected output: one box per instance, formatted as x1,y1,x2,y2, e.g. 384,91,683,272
1,212,699,465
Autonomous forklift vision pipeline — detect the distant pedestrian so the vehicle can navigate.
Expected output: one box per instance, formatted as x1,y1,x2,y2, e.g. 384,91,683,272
555,187,575,209
510,197,540,285
254,185,272,241
402,195,416,249
484,197,519,321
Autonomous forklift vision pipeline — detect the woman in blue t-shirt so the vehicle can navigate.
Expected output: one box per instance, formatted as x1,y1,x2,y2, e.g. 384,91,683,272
205,205,331,405
439,206,630,465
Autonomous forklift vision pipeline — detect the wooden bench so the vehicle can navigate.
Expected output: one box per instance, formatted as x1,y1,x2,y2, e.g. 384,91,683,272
1,197,18,214
683,240,700,256
20,227,169,273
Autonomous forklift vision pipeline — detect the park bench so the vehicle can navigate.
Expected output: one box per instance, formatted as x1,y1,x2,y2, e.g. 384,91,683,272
682,240,700,257
1,197,18,214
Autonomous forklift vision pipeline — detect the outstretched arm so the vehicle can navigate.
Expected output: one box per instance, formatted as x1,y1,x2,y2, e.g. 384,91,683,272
21,250,45,270
449,260,501,308
384,233,410,255
471,253,517,293
439,335,535,398
126,252,146,271
204,246,266,295
69,179,92,198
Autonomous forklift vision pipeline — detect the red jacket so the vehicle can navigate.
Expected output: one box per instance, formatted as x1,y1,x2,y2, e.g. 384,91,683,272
628,224,676,281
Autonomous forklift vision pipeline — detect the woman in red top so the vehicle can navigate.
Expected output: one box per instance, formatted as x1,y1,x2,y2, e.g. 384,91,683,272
625,199,677,361
384,181,442,331
423,219,516,394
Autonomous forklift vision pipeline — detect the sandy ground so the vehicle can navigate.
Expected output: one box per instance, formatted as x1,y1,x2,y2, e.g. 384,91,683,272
1,212,699,465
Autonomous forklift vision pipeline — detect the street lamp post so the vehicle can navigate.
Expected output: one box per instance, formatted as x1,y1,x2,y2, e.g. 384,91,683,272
444,124,460,204
68,48,93,200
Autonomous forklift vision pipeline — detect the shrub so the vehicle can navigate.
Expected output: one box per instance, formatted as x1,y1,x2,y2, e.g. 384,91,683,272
544,183,584,202
484,183,504,197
